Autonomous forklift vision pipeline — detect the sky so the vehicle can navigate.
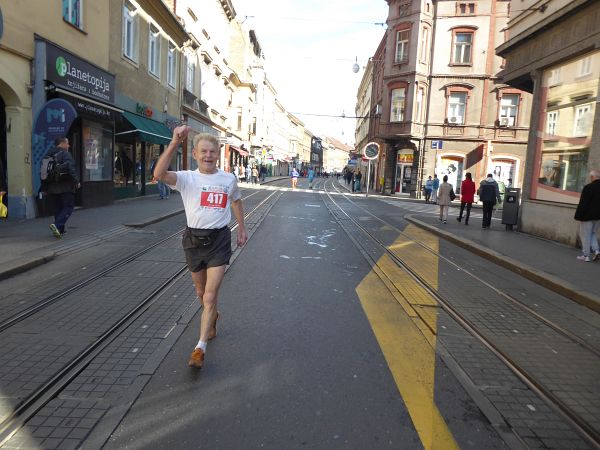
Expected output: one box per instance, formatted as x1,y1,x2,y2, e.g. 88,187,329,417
232,0,389,147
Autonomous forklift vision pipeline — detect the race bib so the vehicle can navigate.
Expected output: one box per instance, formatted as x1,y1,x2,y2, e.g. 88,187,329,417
200,191,228,209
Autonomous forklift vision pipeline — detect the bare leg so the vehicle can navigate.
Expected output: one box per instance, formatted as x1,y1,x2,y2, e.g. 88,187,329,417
191,265,226,343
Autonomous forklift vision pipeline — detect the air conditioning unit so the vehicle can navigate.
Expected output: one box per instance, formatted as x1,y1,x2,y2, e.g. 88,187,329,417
375,104,382,115
499,117,510,127
448,116,462,124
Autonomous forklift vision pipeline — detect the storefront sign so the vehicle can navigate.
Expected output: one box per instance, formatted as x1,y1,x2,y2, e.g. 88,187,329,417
136,102,153,118
67,95,114,121
45,41,115,104
397,150,414,164
31,98,77,194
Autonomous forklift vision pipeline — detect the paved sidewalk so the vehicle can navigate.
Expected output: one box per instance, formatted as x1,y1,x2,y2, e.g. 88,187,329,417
404,210,600,313
0,176,287,281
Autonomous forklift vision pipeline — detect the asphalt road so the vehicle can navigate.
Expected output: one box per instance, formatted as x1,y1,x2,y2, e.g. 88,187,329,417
103,187,505,450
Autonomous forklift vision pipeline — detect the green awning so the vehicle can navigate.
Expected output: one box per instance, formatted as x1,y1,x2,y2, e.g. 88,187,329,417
116,111,172,145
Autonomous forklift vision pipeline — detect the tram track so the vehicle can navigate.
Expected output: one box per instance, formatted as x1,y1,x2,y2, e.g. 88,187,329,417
0,189,267,332
0,189,278,446
322,179,600,448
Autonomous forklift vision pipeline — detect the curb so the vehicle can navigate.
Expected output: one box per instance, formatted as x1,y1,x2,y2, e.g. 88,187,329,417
0,251,57,282
123,209,184,228
405,215,600,313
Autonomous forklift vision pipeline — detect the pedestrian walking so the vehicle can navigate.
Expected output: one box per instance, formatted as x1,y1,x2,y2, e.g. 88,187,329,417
260,165,267,182
431,174,440,204
437,175,453,224
245,165,251,183
251,165,259,184
0,156,7,214
478,173,502,229
291,167,299,189
424,176,433,203
574,169,600,262
153,126,248,369
354,169,362,192
41,137,80,238
457,172,476,225
308,167,315,189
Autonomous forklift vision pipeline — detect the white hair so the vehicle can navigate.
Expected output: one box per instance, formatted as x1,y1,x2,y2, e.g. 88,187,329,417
590,169,600,179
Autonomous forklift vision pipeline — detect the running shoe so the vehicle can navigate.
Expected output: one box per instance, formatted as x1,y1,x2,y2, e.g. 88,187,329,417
577,255,591,262
188,348,205,368
49,223,62,239
594,251,600,262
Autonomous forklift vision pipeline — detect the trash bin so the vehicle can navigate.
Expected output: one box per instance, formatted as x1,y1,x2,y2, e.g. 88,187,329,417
501,187,520,230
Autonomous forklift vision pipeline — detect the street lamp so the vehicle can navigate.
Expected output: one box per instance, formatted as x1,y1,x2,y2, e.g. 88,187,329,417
352,57,360,73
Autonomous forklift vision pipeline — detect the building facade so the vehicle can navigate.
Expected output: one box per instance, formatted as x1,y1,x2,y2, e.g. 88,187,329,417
497,0,600,245
364,0,530,197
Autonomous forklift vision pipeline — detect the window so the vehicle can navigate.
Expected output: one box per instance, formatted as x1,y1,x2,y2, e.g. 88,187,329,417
577,56,592,77
573,104,593,137
390,88,406,122
546,111,559,136
535,52,599,199
148,25,160,77
395,29,409,63
457,2,476,15
251,117,257,135
63,0,82,28
416,87,424,122
453,32,473,64
237,108,243,131
167,43,176,88
186,58,195,92
548,68,561,86
420,27,429,63
499,94,519,126
448,92,466,124
122,2,138,61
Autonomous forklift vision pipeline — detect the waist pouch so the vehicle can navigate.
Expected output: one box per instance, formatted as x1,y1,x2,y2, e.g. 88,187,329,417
183,226,227,249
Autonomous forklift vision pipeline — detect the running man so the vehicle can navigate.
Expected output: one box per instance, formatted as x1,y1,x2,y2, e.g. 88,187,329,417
291,167,299,189
154,125,248,369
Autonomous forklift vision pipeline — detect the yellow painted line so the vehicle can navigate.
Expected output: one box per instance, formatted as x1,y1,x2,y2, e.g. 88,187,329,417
356,269,460,450
354,223,459,449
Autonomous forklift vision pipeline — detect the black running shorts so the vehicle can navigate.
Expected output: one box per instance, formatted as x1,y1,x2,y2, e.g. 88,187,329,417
182,226,232,272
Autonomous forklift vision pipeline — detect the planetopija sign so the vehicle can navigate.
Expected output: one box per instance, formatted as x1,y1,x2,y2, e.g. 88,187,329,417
45,41,115,104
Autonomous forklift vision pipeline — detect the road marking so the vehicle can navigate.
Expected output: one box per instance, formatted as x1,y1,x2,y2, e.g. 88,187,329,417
305,204,321,207
355,225,459,450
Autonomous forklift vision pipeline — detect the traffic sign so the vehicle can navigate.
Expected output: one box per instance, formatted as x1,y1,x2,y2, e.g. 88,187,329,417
431,140,443,150
363,142,380,160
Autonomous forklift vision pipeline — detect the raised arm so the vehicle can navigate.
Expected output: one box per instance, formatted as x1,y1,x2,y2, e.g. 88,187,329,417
154,125,190,186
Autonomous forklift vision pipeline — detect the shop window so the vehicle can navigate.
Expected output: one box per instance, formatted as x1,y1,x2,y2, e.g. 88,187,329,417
395,29,410,64
390,87,406,122
452,31,473,65
63,0,82,29
499,94,519,127
167,43,177,88
122,1,138,62
447,91,467,124
149,25,160,78
82,121,113,182
535,51,599,199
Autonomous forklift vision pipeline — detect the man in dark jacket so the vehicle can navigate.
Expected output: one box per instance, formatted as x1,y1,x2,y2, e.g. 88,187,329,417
574,169,600,262
478,173,502,229
41,137,80,238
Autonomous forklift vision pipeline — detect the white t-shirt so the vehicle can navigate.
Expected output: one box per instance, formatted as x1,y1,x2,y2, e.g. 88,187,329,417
170,169,241,229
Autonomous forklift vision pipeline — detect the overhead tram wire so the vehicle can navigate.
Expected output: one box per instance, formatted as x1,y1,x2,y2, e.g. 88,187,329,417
243,15,386,27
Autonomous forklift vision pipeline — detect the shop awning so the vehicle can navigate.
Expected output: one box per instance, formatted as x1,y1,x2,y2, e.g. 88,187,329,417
230,145,248,157
115,111,173,145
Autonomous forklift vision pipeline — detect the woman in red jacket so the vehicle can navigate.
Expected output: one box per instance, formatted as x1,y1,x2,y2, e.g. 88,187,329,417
457,172,476,225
